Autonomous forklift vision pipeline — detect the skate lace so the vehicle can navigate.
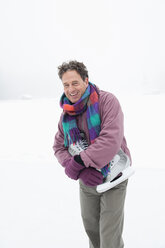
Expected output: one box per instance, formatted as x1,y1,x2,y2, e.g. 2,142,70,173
78,139,88,150
68,138,88,156
110,154,120,168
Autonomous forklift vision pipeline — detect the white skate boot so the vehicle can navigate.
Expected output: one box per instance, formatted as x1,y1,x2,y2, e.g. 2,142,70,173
96,149,135,193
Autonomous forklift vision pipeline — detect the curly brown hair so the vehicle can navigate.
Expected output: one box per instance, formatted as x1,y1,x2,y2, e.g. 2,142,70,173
58,60,89,81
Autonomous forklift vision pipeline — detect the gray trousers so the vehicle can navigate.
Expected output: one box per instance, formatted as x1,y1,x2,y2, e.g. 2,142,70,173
79,179,128,248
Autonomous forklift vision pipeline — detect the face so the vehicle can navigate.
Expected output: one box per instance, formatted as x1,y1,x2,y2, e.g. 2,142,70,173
62,70,89,103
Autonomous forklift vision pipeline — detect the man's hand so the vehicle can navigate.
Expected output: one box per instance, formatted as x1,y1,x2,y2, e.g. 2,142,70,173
63,155,103,186
64,156,84,180
79,167,103,186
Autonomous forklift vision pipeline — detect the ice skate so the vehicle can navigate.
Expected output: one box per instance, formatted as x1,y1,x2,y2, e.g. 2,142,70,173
96,149,135,193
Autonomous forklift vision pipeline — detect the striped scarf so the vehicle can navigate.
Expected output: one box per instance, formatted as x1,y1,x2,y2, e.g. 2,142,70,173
60,82,110,177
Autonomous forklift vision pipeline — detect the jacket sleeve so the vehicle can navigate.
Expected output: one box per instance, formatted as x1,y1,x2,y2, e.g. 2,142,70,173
80,93,124,169
53,113,72,167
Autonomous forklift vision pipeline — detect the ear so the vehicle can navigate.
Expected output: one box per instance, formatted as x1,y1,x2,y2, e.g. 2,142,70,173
85,77,89,86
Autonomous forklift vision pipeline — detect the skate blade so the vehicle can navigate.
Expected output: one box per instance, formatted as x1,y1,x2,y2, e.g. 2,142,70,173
96,166,135,193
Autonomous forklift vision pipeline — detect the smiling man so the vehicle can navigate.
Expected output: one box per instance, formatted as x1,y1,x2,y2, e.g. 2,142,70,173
53,60,132,248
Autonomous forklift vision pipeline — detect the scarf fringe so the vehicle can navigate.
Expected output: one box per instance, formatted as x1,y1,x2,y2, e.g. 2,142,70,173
64,128,81,147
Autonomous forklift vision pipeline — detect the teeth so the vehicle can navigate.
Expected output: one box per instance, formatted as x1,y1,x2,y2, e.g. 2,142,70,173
70,93,77,96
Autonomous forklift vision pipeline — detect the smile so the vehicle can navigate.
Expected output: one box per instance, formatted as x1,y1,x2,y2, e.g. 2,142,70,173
70,93,78,96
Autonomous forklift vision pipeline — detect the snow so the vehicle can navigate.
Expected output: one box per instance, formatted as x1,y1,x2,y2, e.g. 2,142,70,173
0,95,165,247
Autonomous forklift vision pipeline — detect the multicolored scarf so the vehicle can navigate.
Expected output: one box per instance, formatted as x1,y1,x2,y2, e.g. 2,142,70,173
60,82,110,177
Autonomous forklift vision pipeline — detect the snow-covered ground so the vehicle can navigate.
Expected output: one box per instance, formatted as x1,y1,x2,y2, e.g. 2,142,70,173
0,94,165,248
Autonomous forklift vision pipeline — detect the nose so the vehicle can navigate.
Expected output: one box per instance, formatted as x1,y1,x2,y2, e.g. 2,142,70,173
68,84,76,93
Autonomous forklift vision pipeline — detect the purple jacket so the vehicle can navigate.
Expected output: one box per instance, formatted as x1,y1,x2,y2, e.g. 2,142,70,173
53,89,131,169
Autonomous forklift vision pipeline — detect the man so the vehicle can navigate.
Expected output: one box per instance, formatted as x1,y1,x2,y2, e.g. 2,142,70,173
53,60,132,248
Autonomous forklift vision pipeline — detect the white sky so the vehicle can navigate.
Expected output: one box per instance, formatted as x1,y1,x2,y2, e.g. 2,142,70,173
0,0,165,99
